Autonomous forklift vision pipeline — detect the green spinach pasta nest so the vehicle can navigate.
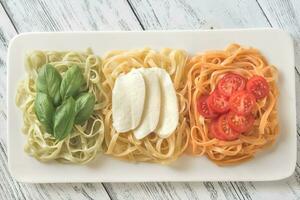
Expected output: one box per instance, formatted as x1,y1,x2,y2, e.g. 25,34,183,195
16,49,109,164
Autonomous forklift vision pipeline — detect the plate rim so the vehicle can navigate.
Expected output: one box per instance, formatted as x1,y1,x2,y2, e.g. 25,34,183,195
7,28,297,183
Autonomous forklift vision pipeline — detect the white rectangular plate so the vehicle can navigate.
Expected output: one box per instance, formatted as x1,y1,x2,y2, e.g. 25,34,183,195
7,29,296,183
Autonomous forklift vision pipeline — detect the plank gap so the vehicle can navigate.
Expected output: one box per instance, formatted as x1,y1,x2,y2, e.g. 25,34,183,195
126,0,145,30
102,184,113,200
255,0,272,27
229,182,243,200
0,1,19,33
296,67,300,76
234,182,248,200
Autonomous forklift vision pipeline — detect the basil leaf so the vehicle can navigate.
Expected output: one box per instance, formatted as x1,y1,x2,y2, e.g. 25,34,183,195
60,65,85,100
54,97,76,140
35,92,55,134
75,93,95,124
37,64,62,106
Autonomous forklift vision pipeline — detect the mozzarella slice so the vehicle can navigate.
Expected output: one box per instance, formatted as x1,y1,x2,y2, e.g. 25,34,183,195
151,68,179,138
133,68,161,139
112,69,145,133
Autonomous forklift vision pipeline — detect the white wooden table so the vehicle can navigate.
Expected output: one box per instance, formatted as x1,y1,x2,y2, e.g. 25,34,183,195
0,0,299,199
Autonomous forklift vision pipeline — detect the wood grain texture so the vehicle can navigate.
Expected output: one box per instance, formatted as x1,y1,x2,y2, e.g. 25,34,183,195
104,182,242,200
127,0,270,29
0,0,300,200
0,138,111,200
0,2,15,143
257,0,300,67
0,0,142,31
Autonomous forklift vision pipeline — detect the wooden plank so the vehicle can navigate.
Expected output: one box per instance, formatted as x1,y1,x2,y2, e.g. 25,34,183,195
0,141,26,200
0,2,15,143
104,182,241,200
127,0,270,29
0,139,111,200
0,0,142,31
257,0,300,71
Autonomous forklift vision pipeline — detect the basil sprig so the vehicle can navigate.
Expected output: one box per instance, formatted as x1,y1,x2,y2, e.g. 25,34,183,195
34,64,96,141
54,97,76,140
37,64,62,106
35,92,55,134
75,93,95,124
60,65,84,100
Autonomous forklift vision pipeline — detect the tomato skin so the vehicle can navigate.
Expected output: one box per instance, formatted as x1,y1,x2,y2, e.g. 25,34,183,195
216,114,240,141
197,95,218,119
227,112,255,132
210,120,226,140
217,73,246,97
203,74,266,140
246,76,269,99
229,91,256,115
207,91,230,114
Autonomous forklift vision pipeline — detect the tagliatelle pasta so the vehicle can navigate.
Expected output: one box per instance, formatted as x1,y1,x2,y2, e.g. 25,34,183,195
185,44,279,165
101,48,190,163
15,44,279,166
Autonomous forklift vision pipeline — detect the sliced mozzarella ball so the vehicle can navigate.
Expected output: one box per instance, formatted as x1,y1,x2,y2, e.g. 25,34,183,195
151,67,179,138
134,68,161,139
112,69,145,133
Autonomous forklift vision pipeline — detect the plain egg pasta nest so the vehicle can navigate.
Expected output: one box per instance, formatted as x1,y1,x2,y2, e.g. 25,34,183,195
16,49,109,164
186,44,279,165
101,48,190,163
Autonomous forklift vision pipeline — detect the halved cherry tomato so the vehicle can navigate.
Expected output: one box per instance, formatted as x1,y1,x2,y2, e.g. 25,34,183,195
197,95,218,119
207,91,230,113
209,120,226,140
229,91,256,115
227,112,255,132
216,114,240,141
217,73,246,97
246,76,269,99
